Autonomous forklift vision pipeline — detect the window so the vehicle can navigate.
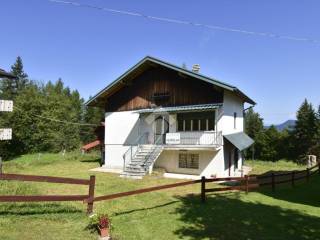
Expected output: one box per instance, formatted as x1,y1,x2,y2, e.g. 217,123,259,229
177,111,215,131
152,92,170,106
178,153,188,168
179,153,199,169
234,112,237,129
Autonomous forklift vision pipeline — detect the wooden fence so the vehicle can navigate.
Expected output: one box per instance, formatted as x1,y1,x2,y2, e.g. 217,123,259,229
0,173,96,214
256,163,320,191
200,176,259,203
0,163,319,214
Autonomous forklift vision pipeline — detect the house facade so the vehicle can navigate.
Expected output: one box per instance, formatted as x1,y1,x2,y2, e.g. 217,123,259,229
87,56,255,179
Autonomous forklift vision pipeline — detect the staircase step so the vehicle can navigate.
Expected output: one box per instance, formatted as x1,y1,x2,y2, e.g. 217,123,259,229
120,174,143,179
125,166,144,171
121,144,164,179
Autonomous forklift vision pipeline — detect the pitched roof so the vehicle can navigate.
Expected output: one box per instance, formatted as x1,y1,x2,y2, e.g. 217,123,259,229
0,68,16,79
86,56,255,106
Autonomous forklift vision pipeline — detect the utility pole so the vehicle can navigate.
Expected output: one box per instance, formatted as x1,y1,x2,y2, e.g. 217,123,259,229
0,68,16,173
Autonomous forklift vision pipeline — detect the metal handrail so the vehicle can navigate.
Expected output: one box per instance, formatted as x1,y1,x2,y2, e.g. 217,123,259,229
165,131,223,146
123,132,148,171
142,135,164,169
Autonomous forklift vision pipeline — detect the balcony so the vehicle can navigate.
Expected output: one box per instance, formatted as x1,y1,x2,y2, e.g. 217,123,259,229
165,131,222,147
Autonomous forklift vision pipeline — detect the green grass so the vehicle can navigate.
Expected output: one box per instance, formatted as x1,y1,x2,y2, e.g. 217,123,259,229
1,153,319,240
245,159,306,175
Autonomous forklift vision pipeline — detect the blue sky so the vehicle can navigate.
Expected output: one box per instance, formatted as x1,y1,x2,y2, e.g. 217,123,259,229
1,0,320,124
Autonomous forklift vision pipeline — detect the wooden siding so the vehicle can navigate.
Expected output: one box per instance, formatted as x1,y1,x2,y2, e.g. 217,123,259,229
106,66,223,112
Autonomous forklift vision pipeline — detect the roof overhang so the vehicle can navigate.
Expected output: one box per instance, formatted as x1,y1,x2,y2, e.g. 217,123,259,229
136,103,222,114
0,69,16,79
224,132,254,151
85,56,256,107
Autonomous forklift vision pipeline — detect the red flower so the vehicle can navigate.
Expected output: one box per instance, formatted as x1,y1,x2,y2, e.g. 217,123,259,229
98,214,110,229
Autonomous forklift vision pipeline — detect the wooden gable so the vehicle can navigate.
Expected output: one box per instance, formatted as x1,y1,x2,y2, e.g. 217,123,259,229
105,65,223,112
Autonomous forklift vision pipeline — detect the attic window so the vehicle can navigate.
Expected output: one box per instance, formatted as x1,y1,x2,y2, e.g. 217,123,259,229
152,92,170,106
152,92,170,99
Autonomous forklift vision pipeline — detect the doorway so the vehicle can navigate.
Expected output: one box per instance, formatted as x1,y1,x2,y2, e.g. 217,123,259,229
154,114,169,144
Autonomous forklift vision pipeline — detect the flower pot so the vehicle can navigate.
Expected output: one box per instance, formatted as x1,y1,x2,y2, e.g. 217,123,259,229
100,227,109,238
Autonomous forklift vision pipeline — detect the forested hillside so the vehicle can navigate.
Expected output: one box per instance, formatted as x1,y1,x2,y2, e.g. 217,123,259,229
245,100,320,162
0,57,103,159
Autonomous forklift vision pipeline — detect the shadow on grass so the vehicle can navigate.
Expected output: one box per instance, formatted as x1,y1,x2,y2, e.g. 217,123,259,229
80,158,101,163
258,175,320,208
0,203,82,216
113,200,179,216
173,193,320,240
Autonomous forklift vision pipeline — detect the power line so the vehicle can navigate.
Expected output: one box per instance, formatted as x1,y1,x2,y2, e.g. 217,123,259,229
49,0,320,45
14,105,99,127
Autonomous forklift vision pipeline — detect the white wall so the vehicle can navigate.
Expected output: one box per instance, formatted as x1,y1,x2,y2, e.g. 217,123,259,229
154,148,228,177
104,111,140,169
217,90,244,135
139,113,155,144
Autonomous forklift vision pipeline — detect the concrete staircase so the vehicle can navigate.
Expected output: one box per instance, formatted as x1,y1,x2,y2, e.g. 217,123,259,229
120,144,163,179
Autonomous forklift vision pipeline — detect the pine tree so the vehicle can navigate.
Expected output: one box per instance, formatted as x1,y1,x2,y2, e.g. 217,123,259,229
309,105,320,158
11,56,29,92
0,56,29,99
293,99,318,162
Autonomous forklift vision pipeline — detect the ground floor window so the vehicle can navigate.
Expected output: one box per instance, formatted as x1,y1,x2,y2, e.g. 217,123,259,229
178,153,199,169
177,111,215,131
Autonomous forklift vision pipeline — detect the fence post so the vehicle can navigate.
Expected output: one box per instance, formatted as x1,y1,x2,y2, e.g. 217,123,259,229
306,168,310,182
271,173,275,192
245,175,249,194
87,175,96,215
291,171,295,187
201,176,206,203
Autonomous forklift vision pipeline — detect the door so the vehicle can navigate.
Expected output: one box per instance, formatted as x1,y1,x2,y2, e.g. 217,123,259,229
154,114,169,144
234,149,239,171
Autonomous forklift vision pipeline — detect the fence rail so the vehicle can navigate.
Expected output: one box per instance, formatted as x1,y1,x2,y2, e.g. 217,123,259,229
0,173,90,185
0,172,95,214
0,163,319,214
86,179,201,203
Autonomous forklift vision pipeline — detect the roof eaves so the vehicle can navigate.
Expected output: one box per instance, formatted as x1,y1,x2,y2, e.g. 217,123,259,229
86,56,255,106
135,103,223,113
0,69,16,79
85,56,151,106
234,88,256,105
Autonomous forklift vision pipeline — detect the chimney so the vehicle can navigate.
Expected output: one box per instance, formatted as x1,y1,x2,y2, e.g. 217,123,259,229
192,64,200,73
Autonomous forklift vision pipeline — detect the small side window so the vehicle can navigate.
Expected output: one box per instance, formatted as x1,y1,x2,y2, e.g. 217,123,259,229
234,112,237,129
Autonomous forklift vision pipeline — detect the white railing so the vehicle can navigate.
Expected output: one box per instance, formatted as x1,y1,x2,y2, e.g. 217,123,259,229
165,131,222,146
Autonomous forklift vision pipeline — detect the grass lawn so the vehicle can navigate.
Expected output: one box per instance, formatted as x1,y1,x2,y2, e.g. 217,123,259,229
0,153,319,240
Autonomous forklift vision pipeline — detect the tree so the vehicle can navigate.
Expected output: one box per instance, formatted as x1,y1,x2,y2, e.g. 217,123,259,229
244,108,264,159
81,100,104,144
292,99,318,162
309,105,320,157
0,56,29,99
256,126,282,161
244,108,264,139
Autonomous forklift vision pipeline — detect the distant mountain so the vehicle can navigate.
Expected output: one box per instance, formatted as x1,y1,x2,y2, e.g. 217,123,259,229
265,120,296,131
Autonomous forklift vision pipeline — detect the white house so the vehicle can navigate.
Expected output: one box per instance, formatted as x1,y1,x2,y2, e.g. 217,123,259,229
86,56,255,179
